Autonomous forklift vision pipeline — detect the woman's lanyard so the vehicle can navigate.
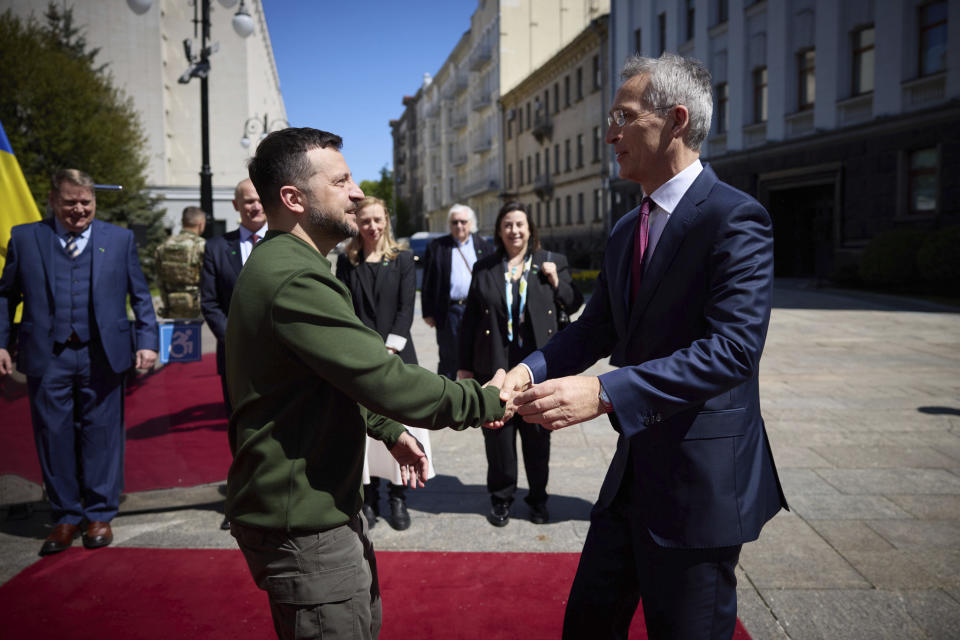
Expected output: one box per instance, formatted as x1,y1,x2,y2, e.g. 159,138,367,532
504,254,533,346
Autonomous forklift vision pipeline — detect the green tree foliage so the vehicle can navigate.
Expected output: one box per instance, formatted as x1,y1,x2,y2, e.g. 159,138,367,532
0,5,167,280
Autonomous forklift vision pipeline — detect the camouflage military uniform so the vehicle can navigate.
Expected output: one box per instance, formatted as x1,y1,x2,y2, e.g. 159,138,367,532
155,230,206,318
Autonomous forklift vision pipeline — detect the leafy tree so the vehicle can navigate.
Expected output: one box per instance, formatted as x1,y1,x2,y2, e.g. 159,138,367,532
0,5,167,280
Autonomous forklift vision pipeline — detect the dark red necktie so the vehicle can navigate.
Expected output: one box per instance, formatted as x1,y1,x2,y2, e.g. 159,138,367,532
250,233,260,245
630,197,652,305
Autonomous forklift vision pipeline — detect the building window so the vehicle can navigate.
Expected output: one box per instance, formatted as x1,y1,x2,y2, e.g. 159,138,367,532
565,75,571,106
685,0,696,41
565,139,571,171
852,26,875,95
716,82,728,133
576,134,584,168
797,49,816,111
519,160,524,185
555,198,561,226
536,201,541,227
908,147,938,214
545,200,551,227
507,116,512,139
634,27,642,54
565,195,572,225
554,144,560,174
753,66,768,123
918,1,947,77
717,0,729,25
517,108,524,134
554,82,560,113
658,13,666,55
576,67,583,100
592,125,602,161
577,193,584,224
527,156,532,184
507,163,513,189
593,55,601,89
526,102,531,130
544,152,550,177
535,151,541,177
593,188,602,222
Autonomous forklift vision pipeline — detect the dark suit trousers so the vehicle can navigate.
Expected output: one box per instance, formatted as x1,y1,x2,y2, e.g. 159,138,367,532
482,414,550,506
27,341,125,525
563,462,741,640
435,302,465,380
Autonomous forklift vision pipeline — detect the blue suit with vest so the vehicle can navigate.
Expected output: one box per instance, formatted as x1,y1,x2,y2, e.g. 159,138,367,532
0,217,158,525
522,164,787,638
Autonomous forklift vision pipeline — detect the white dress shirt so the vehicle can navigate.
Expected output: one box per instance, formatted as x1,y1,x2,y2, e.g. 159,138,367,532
239,223,268,265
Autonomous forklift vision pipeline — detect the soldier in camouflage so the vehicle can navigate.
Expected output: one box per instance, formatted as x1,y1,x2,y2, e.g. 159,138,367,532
155,206,207,318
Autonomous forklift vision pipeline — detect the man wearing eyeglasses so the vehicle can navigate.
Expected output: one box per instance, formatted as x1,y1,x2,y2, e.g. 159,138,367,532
420,204,493,380
499,53,787,639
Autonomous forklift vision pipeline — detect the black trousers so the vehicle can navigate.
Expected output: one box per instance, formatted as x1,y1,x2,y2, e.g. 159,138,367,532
435,303,465,380
562,468,741,640
482,414,550,506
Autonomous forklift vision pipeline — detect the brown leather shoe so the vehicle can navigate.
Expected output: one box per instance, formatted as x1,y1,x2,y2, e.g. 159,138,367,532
39,523,80,556
82,521,113,549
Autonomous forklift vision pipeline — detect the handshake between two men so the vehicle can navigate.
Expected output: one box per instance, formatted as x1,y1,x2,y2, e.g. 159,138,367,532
392,366,607,488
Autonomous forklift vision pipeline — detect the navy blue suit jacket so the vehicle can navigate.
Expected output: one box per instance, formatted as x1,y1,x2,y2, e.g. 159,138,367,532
420,233,493,328
200,229,243,375
0,218,158,376
524,164,786,548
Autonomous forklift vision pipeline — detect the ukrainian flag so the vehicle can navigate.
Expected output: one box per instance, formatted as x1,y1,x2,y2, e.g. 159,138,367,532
0,118,41,272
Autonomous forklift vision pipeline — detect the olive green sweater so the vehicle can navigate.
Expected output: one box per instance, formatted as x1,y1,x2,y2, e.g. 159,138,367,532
224,231,503,531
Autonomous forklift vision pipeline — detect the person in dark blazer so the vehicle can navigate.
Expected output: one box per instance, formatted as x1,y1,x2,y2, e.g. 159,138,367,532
0,169,158,556
420,204,493,379
200,177,266,416
200,177,265,531
336,196,434,531
502,54,788,639
458,201,582,527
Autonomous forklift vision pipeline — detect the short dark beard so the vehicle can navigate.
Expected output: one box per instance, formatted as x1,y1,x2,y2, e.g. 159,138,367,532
306,204,357,241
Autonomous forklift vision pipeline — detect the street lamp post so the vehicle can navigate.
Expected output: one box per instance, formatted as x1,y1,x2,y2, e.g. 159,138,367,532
128,0,255,236
241,114,289,149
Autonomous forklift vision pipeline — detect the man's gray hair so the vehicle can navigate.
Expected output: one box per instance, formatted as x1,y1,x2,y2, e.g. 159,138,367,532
621,53,713,151
447,203,476,229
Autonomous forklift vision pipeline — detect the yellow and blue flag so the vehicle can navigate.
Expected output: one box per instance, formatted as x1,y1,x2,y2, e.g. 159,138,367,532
0,118,41,272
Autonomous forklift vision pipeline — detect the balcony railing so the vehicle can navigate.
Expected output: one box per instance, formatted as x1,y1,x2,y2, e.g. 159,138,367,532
449,110,468,131
471,132,492,153
471,91,492,111
532,114,553,143
468,43,492,71
533,173,553,200
462,175,499,198
451,149,468,166
454,70,469,95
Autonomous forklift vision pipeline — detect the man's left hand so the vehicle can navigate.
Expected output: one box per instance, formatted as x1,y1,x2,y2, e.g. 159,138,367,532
389,431,429,489
515,376,604,430
136,349,157,371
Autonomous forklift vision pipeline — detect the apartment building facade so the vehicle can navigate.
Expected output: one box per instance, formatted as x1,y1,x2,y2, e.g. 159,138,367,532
609,0,960,279
397,0,611,234
501,16,611,267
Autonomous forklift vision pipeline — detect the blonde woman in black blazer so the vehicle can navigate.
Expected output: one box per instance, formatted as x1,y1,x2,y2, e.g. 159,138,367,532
336,196,434,531
458,201,582,527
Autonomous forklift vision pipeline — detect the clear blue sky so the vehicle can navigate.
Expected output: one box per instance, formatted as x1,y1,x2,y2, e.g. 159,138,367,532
262,1,478,184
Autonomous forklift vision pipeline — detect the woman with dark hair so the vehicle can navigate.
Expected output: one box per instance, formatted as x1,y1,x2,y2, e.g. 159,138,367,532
458,201,582,526
336,196,434,531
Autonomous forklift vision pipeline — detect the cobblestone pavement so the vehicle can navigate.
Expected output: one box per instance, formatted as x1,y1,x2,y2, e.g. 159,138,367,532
2,279,958,639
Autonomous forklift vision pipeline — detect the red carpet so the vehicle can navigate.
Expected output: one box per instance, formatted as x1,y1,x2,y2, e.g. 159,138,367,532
0,354,231,492
0,548,753,639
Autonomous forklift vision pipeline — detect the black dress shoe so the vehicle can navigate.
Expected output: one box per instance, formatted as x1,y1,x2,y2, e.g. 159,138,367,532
220,516,231,531
388,497,410,531
82,521,113,549
39,523,80,556
487,502,510,527
529,503,549,524
361,504,378,529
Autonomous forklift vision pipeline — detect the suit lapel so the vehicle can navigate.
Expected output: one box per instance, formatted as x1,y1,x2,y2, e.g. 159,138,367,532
36,219,58,300
627,166,718,334
90,219,105,291
228,233,243,276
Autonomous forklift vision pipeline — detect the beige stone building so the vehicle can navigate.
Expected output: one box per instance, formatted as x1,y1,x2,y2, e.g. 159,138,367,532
501,15,610,267
3,0,285,233
408,0,610,235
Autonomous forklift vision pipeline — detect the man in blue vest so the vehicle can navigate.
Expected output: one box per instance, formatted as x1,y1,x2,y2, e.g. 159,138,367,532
0,169,158,556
